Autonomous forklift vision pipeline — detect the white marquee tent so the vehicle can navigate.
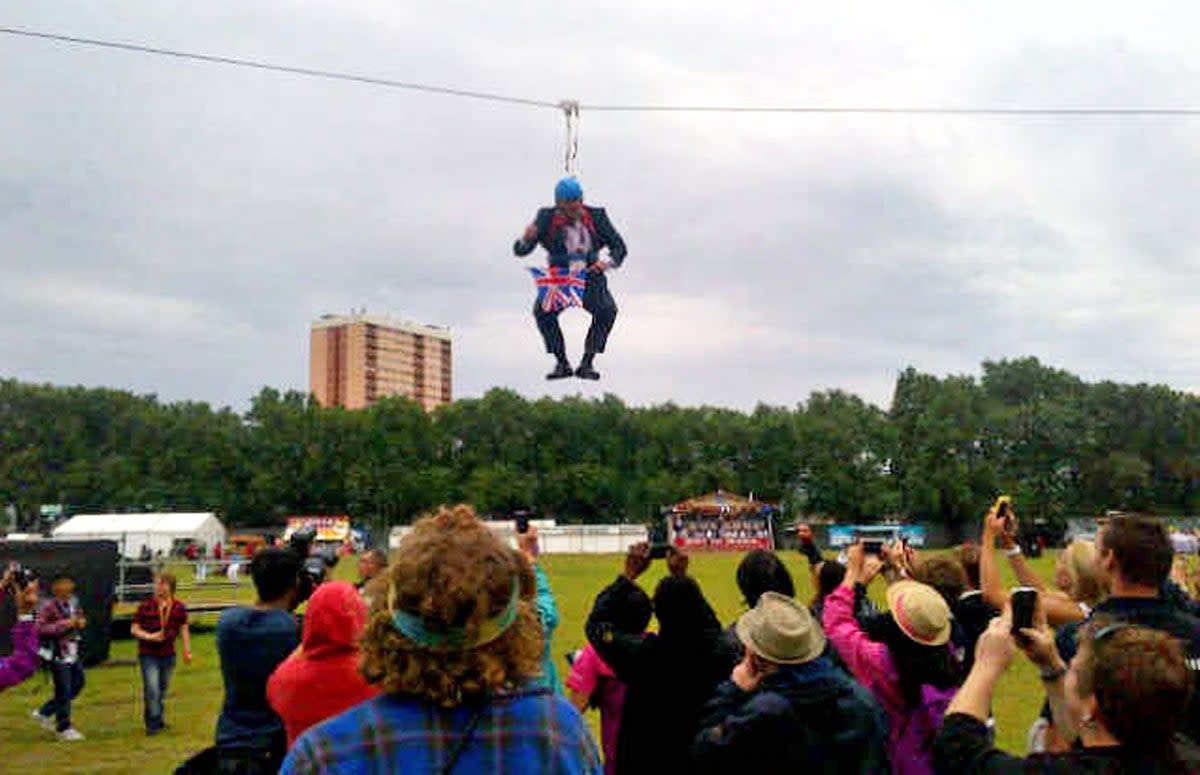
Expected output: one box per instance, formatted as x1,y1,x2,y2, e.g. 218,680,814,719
53,512,227,559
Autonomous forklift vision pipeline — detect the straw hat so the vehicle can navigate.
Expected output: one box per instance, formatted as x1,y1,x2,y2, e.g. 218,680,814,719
886,580,952,646
735,591,826,665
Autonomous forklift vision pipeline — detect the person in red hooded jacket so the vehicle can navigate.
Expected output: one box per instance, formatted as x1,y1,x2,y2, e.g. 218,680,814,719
267,581,379,747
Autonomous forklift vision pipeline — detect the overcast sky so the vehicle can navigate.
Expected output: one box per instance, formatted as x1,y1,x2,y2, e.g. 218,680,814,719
4,2,1200,412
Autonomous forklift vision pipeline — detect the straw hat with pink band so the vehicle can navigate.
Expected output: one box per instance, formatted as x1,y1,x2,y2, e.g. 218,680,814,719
886,580,952,646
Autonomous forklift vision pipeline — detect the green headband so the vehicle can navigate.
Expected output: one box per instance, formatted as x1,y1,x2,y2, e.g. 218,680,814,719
389,577,522,651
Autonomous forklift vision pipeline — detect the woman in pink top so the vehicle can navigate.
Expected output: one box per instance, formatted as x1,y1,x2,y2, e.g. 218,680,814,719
822,542,960,775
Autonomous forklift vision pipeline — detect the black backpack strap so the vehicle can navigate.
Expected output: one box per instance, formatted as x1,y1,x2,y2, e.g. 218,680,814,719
440,687,553,775
441,704,486,775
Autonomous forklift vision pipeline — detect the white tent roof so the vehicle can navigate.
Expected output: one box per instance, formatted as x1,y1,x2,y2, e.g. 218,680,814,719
54,512,221,535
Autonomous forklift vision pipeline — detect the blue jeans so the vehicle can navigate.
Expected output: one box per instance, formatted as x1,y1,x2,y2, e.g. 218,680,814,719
39,661,85,732
139,654,176,730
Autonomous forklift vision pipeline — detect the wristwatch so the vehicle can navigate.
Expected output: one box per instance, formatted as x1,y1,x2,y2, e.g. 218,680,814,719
1039,665,1067,682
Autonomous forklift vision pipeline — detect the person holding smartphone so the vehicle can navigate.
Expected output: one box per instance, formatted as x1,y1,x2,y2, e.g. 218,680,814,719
936,604,1194,773
586,543,728,775
822,541,961,774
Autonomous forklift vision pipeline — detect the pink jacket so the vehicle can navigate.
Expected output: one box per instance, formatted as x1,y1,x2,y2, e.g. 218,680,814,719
823,584,956,775
822,585,906,722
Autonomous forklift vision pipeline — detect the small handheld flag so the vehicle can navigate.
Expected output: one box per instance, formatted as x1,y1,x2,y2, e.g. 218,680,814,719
530,265,587,313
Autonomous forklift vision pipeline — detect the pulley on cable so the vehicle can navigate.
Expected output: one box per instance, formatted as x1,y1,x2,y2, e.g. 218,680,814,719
509,100,629,383
560,100,581,176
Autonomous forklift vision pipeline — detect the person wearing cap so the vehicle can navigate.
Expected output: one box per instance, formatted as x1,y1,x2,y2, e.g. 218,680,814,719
280,505,600,775
823,542,961,775
693,592,889,775
513,177,627,381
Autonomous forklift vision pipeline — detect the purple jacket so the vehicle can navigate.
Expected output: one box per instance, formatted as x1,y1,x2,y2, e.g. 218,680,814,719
0,618,38,690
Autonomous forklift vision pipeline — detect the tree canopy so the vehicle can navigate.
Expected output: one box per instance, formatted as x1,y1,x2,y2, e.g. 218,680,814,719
3,357,1197,535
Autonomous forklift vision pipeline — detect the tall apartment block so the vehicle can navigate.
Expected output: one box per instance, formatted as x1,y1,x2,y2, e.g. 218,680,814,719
309,313,452,411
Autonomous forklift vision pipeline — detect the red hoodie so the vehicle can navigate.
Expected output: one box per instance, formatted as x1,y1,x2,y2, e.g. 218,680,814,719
267,581,380,746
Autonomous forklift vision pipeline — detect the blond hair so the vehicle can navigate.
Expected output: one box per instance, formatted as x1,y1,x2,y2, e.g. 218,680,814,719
1060,539,1106,607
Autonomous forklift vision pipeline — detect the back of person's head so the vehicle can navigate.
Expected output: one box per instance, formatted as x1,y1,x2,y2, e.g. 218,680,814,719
815,560,846,607
1059,539,1106,606
735,550,795,608
361,504,542,707
879,581,959,706
1100,514,1173,589
913,555,969,609
250,547,302,604
1075,623,1194,754
653,575,709,636
364,549,388,568
956,544,982,590
611,578,653,635
302,580,368,655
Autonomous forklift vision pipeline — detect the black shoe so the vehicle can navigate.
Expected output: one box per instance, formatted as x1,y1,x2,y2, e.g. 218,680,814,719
546,362,574,380
575,364,601,381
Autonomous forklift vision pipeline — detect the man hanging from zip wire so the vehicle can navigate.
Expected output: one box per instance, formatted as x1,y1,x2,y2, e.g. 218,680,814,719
513,177,627,381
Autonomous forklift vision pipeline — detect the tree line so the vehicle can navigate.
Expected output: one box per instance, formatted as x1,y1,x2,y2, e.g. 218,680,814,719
3,356,1198,538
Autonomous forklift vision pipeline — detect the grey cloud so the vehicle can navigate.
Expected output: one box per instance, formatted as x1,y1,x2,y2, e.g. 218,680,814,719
5,2,1200,411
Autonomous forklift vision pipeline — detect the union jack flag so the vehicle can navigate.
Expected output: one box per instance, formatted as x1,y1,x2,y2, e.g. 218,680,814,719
529,265,587,313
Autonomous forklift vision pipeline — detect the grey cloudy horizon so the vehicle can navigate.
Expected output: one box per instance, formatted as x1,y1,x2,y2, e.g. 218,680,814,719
5,2,1200,413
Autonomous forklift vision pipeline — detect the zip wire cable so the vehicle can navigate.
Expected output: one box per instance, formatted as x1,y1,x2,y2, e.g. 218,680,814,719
0,26,560,110
583,104,1200,115
7,26,1200,117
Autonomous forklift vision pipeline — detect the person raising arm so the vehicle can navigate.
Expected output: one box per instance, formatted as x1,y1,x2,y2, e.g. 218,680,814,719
0,565,40,691
979,505,1101,626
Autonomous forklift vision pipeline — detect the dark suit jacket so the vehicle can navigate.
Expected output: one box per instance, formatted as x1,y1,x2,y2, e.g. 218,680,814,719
513,206,627,266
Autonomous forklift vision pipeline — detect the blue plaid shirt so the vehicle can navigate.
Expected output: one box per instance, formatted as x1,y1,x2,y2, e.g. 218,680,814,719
280,688,601,775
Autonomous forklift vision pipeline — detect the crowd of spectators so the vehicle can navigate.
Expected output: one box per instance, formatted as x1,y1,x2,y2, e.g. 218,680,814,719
672,516,772,545
6,502,1200,774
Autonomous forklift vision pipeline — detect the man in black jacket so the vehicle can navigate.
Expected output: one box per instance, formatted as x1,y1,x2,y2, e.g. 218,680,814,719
513,177,627,381
586,544,728,775
693,592,889,775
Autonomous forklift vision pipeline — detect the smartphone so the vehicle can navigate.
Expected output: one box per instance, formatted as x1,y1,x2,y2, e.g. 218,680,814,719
994,495,1014,535
515,514,530,535
1011,586,1038,640
648,542,672,560
862,539,885,556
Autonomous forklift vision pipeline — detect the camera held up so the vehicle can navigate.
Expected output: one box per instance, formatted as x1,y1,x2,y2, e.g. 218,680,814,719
287,526,338,604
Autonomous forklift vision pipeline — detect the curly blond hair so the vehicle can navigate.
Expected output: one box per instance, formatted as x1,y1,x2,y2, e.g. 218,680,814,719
360,504,544,707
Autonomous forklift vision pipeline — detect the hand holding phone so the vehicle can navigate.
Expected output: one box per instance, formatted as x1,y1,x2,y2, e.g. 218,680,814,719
1010,587,1037,643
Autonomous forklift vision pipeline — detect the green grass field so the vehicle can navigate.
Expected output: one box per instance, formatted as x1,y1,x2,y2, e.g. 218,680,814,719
0,550,1051,774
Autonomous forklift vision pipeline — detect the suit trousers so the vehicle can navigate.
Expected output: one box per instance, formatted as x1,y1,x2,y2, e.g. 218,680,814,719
534,271,618,357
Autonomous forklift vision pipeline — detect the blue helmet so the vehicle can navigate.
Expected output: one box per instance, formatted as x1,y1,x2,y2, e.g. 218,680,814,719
554,177,583,202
